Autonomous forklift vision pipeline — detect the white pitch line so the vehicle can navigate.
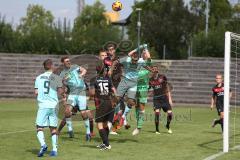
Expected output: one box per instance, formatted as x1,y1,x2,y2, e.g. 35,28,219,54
203,152,225,160
0,129,34,136
0,123,84,136
203,145,240,160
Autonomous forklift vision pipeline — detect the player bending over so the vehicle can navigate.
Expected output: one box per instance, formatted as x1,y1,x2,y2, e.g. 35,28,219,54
211,73,231,132
90,50,117,150
149,66,173,134
34,59,65,157
58,56,91,141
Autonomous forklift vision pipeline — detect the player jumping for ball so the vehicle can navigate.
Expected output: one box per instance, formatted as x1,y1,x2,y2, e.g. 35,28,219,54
149,66,173,134
112,44,151,135
211,73,232,132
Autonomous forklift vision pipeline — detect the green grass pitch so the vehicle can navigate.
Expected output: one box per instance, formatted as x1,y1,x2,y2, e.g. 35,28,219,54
0,99,240,160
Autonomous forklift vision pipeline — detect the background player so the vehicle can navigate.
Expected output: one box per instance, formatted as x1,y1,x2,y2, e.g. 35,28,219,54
211,73,232,132
90,49,117,150
34,59,64,157
149,66,173,134
58,57,91,141
105,44,125,135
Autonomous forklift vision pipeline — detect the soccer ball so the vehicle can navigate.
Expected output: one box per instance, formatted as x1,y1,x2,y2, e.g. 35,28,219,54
112,1,123,12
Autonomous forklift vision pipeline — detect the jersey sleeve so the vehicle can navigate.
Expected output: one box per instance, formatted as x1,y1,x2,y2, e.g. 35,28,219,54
90,77,96,89
212,87,217,97
119,56,129,63
56,75,63,88
34,77,39,89
148,78,153,89
108,77,113,89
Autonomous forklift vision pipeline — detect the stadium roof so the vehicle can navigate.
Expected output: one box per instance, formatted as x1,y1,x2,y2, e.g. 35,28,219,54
111,14,131,26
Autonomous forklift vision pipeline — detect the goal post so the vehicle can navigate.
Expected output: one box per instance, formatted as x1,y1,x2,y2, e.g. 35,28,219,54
223,31,240,153
223,31,231,153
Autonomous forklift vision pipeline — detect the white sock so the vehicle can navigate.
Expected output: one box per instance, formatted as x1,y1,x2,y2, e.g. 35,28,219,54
51,134,58,152
37,131,46,147
107,121,112,130
84,119,90,134
124,118,128,126
66,118,73,132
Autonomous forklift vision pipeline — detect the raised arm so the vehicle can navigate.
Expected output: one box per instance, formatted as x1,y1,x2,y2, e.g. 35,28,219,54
80,66,87,77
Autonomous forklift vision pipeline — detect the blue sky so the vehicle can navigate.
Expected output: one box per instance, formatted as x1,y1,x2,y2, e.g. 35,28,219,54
0,0,134,25
0,0,237,25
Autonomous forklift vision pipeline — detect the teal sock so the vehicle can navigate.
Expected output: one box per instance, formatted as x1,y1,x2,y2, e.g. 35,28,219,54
84,119,90,134
114,103,121,114
37,130,46,147
123,105,131,118
51,133,58,152
66,118,73,132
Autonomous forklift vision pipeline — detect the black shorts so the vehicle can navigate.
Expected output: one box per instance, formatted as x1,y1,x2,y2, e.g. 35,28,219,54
216,104,224,115
153,98,172,112
95,99,114,123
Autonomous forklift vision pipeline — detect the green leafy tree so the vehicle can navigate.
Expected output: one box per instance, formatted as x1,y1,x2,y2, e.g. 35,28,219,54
72,1,120,54
191,0,233,57
18,4,56,54
0,15,18,52
128,0,198,59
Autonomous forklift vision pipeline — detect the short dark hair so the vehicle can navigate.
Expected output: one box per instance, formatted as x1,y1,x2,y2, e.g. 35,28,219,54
61,56,69,63
43,59,53,70
99,49,107,55
107,43,116,49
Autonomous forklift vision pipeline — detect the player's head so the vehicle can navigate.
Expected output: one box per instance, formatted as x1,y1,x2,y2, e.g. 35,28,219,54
159,74,167,83
107,43,116,57
151,66,159,73
141,49,149,60
61,56,71,68
43,59,53,71
215,73,223,84
131,52,139,63
99,49,107,60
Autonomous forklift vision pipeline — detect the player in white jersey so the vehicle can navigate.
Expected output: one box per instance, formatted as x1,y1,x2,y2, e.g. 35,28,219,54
34,59,65,157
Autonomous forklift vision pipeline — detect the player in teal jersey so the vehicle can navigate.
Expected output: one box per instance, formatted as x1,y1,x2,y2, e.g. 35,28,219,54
34,59,65,157
119,46,152,135
57,56,92,141
112,44,151,135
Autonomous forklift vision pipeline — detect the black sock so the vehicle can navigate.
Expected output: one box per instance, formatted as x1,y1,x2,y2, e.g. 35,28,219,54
214,119,221,125
166,112,173,129
155,112,160,132
220,118,223,132
90,119,94,133
99,129,109,146
104,127,110,138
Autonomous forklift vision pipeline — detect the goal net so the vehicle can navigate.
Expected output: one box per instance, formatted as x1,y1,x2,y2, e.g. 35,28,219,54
224,32,240,152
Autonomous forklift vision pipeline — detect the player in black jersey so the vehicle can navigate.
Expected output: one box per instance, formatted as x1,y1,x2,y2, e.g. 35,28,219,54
211,73,231,132
105,44,126,134
149,66,173,134
90,49,117,150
